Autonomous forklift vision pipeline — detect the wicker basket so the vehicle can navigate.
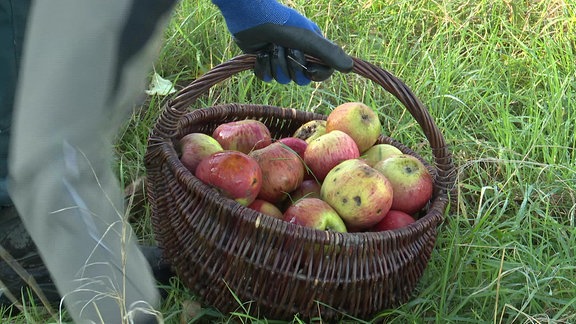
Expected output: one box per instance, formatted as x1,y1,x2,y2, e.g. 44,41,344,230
144,54,455,321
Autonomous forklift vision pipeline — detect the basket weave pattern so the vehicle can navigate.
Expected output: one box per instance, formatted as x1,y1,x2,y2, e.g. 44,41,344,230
145,54,455,320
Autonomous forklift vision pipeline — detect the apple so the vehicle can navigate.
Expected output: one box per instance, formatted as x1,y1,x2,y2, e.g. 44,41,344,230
361,143,403,167
195,150,262,206
303,130,360,181
248,199,284,219
373,154,434,214
212,119,272,154
293,120,327,143
179,133,224,173
325,102,382,153
287,179,322,203
249,142,305,203
321,159,393,231
370,210,416,231
277,137,308,159
283,198,347,232
279,179,322,212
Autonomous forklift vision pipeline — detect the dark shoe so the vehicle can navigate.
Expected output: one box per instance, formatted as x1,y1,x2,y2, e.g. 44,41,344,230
0,205,60,310
0,206,174,308
139,245,175,299
0,204,174,310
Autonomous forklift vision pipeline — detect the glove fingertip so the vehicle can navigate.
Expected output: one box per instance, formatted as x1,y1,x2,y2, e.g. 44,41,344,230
305,64,334,82
274,68,292,84
324,47,354,73
276,78,291,85
293,72,312,86
338,55,355,73
259,74,274,83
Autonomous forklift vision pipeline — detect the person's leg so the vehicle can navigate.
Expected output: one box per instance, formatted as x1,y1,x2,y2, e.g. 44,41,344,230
9,0,177,322
1,1,174,312
0,0,60,309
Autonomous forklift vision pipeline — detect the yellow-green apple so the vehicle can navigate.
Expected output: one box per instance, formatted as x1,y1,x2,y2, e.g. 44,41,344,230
283,198,347,232
293,120,327,143
325,102,382,153
361,143,403,167
195,150,262,206
277,137,308,159
370,210,416,231
249,142,305,203
247,199,284,219
373,154,433,214
179,133,223,173
321,159,393,231
303,130,360,181
212,119,272,154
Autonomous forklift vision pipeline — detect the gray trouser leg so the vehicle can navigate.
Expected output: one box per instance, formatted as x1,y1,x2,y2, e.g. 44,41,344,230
8,0,177,322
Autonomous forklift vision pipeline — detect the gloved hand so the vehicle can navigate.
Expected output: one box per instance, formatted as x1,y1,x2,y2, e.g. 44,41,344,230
212,0,354,85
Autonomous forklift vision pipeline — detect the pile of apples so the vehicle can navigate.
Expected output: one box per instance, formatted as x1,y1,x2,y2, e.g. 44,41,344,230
178,102,434,233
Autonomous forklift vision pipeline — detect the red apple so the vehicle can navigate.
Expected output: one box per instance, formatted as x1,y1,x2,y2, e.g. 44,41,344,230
370,210,416,231
361,143,403,167
288,179,322,203
326,102,382,153
277,137,308,159
373,154,434,214
321,159,393,231
212,119,272,154
179,133,224,173
247,199,284,219
293,120,327,143
283,198,347,232
249,142,305,203
195,150,262,206
303,130,360,181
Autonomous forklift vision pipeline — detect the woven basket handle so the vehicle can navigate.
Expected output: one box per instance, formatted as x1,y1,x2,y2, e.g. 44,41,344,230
149,54,455,193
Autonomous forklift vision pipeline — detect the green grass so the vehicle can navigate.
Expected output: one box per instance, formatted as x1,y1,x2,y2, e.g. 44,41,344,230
3,0,575,323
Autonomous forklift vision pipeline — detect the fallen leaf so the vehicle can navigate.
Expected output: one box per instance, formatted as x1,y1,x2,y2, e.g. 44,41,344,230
145,72,176,96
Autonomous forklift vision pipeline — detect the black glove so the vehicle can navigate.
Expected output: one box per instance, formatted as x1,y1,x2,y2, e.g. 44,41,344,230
213,0,353,85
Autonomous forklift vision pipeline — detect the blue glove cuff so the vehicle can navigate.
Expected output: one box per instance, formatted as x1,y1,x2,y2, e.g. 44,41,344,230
212,0,321,35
